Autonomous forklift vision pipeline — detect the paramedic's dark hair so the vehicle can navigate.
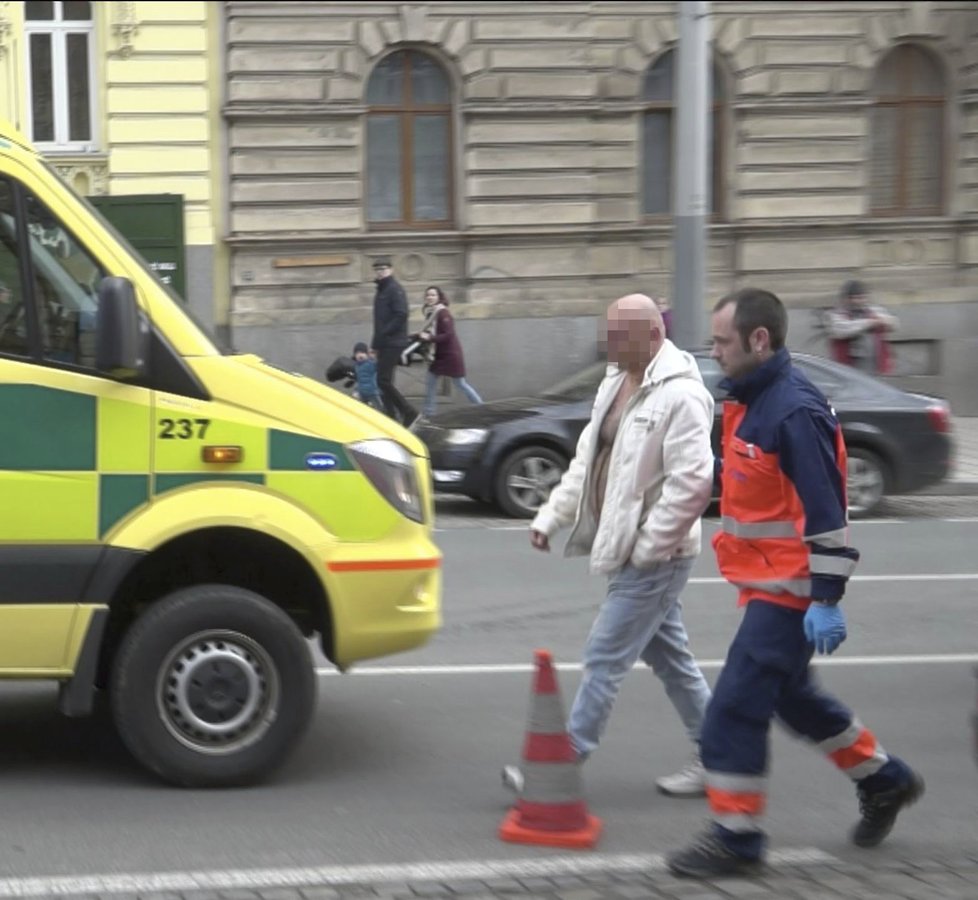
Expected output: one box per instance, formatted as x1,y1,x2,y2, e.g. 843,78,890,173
425,286,449,307
714,288,787,352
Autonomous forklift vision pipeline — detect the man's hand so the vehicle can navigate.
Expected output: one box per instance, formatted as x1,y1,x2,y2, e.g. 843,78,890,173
529,529,550,552
803,602,847,655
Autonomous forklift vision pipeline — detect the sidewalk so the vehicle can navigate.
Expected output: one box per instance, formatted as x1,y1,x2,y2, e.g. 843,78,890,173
18,852,978,899
924,416,978,495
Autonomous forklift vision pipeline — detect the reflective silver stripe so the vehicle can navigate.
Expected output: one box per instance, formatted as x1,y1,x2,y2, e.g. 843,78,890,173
520,760,584,804
706,772,768,793
844,753,888,782
722,516,797,539
528,700,567,735
807,527,848,548
737,578,812,597
713,813,762,833
809,554,858,577
816,720,862,755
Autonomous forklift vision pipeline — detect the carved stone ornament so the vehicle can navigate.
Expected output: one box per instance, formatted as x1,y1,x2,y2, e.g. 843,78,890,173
0,2,12,61
51,158,110,195
112,1,139,58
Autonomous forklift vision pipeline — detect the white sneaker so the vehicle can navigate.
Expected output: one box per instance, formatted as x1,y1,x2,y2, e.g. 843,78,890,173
501,764,524,794
655,751,706,798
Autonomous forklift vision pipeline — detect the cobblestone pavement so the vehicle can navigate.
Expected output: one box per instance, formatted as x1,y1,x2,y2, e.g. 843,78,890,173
14,853,978,900
945,416,978,490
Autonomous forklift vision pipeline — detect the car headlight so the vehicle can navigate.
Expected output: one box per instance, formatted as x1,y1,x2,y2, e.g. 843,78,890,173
444,428,489,446
347,439,423,523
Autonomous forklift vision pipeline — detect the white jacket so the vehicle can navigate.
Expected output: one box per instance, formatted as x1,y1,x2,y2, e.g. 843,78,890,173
531,340,715,575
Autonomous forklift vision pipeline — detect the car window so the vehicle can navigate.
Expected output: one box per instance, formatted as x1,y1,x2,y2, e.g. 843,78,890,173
540,362,606,400
0,179,30,358
25,189,104,368
794,357,843,397
694,355,728,399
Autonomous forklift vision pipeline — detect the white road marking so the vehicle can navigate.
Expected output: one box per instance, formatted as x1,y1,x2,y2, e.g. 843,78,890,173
321,652,978,677
0,848,837,897
663,574,978,586
683,573,978,585
438,515,978,530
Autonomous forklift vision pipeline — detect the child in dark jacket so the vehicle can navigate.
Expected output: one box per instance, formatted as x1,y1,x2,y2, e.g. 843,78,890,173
352,342,382,409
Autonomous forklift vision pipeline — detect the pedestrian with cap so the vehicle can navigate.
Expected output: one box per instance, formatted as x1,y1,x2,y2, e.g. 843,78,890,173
370,256,418,426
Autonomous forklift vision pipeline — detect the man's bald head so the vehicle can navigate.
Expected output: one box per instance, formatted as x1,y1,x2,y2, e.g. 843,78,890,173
604,293,666,373
608,293,662,322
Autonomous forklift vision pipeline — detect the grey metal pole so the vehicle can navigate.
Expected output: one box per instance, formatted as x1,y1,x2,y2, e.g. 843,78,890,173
671,0,710,351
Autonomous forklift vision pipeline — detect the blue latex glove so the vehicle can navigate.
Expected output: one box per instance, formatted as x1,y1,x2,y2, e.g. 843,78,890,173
804,603,847,655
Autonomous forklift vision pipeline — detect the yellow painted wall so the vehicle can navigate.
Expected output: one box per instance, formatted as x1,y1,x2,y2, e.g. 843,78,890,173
1,2,219,245
103,1,218,248
0,0,228,324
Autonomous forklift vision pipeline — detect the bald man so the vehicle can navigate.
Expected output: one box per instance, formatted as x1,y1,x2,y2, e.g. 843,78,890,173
503,294,716,797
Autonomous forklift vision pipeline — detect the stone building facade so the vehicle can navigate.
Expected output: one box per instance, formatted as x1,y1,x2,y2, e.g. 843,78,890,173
223,1,978,412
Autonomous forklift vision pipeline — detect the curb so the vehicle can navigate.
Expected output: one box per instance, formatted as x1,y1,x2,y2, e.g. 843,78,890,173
918,482,978,496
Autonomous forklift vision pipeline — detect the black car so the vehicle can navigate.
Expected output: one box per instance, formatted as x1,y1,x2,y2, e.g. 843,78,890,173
413,352,952,519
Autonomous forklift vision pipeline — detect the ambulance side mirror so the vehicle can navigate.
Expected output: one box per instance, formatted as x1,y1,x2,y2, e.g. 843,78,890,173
96,276,145,379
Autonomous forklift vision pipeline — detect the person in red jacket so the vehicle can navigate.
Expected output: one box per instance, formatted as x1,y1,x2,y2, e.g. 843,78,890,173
826,279,898,375
667,288,924,879
417,286,483,418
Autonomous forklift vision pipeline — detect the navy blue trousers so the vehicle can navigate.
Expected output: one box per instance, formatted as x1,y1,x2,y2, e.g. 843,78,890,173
700,600,909,859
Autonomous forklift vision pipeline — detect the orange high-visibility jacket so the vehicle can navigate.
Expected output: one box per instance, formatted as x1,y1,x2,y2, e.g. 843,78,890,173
712,349,859,610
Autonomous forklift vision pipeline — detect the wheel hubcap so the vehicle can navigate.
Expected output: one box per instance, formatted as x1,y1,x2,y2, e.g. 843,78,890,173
848,457,883,513
507,456,562,512
157,631,279,755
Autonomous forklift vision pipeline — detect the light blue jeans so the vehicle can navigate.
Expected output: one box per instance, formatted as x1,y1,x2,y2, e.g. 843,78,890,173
423,371,483,417
568,557,711,759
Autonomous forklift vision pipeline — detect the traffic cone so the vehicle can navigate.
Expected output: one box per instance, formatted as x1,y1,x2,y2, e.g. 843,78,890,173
498,649,603,849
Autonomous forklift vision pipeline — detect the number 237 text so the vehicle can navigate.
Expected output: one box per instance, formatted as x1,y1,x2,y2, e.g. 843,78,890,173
158,418,211,440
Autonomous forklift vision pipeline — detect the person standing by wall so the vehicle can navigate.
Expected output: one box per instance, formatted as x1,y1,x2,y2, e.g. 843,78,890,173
418,286,483,419
370,257,418,426
826,279,899,375
503,294,715,798
667,288,923,879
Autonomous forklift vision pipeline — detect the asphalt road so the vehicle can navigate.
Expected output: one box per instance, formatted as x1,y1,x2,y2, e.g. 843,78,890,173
0,498,975,886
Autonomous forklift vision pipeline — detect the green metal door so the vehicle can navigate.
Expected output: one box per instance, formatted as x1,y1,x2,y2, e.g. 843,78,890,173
88,194,186,300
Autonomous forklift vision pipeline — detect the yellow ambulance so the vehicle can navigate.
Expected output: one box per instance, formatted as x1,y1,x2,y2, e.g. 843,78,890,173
0,121,441,786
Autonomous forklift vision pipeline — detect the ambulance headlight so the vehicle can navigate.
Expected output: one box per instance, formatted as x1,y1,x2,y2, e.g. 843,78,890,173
347,439,423,523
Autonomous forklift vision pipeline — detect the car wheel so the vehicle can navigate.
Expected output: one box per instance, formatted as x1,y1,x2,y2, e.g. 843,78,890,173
847,447,887,518
111,584,315,788
495,446,567,518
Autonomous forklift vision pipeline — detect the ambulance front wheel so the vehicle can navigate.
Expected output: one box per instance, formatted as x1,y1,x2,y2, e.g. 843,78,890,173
110,584,316,788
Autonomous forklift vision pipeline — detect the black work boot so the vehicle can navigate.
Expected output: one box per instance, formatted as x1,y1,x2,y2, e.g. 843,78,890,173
667,830,764,879
852,770,925,848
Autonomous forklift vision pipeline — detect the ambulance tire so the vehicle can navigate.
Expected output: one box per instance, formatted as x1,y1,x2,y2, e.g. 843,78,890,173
110,584,316,788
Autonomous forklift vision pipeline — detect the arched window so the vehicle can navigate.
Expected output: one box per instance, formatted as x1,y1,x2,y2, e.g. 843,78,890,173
870,44,945,216
365,50,453,228
641,50,724,218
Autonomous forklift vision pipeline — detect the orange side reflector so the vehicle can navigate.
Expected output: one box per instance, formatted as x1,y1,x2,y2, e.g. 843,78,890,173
203,445,243,464
327,558,441,573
